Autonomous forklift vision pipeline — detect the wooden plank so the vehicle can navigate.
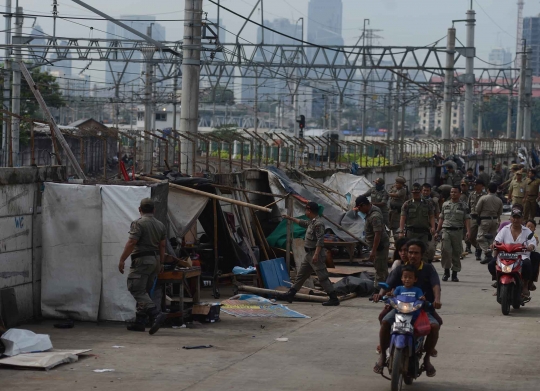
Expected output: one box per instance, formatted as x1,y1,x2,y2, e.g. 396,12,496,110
326,266,372,276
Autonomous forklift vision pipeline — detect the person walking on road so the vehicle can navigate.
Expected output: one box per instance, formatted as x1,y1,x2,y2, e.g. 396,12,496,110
280,202,340,306
436,186,471,282
422,183,440,263
388,177,408,242
524,168,540,221
355,196,390,288
468,179,486,260
118,198,167,334
477,183,504,264
361,177,390,227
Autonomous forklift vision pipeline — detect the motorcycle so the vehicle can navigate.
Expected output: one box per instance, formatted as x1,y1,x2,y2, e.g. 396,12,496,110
492,232,534,315
378,283,430,391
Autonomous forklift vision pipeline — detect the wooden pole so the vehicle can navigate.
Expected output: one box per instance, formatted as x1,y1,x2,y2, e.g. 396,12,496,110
140,176,272,213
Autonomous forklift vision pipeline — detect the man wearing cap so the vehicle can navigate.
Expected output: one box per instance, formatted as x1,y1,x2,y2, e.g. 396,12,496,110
280,202,340,306
399,183,435,259
507,170,527,207
490,163,504,187
500,163,520,189
464,167,476,192
441,161,463,186
524,168,540,221
388,177,408,241
477,183,504,264
436,186,471,282
118,198,167,334
355,196,390,288
468,179,487,260
422,183,440,263
361,178,389,227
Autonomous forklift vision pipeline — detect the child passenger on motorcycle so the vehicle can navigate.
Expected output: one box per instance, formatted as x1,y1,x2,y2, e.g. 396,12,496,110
386,265,426,320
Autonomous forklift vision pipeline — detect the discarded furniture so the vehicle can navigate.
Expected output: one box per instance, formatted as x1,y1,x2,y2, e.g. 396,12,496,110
157,267,202,325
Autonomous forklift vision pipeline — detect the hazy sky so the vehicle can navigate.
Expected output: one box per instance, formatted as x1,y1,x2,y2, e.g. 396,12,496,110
8,0,535,85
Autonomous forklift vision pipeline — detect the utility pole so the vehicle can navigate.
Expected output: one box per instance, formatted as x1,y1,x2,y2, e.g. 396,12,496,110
464,7,475,140
507,85,513,138
392,74,401,142
387,77,393,141
11,6,23,166
2,0,11,167
477,93,483,138
442,27,456,143
172,64,178,165
180,0,203,175
400,78,407,161
337,94,343,132
254,67,258,134
323,95,327,129
143,25,154,173
523,48,533,140
516,45,526,140
362,18,369,142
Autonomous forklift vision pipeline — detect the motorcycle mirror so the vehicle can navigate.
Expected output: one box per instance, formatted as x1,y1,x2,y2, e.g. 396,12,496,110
378,282,390,290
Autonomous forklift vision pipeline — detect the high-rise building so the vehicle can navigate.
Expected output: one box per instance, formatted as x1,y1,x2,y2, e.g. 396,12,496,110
488,48,513,68
105,16,166,96
523,16,540,76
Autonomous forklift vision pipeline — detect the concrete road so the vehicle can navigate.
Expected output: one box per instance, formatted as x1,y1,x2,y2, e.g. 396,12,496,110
3,253,540,391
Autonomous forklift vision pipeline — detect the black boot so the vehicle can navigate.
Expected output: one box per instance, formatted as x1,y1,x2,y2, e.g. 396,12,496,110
480,251,492,265
465,244,471,253
322,292,340,306
127,313,147,332
451,271,459,282
147,307,167,335
279,288,297,304
475,248,482,261
442,269,450,281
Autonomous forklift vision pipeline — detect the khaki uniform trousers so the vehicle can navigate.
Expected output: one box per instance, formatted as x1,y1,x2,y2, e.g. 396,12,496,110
127,255,160,312
293,249,335,294
373,240,390,287
524,198,538,221
389,210,401,242
476,219,499,254
468,218,479,248
441,228,463,272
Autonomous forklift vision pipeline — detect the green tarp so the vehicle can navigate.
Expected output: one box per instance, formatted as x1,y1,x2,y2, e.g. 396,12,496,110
266,216,309,249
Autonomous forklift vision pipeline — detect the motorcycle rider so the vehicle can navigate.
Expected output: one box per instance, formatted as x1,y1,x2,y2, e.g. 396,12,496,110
373,240,441,378
489,207,535,297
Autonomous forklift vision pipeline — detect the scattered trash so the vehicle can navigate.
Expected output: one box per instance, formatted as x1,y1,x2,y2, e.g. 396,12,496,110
232,266,257,275
0,349,91,370
260,325,265,329
111,346,124,349
93,369,115,373
54,320,75,329
182,345,213,350
1,329,53,357
275,338,288,342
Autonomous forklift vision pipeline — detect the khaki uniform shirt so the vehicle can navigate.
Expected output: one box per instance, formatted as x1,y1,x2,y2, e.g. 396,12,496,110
464,175,476,192
401,198,434,229
468,190,486,215
490,171,504,186
423,195,440,218
475,194,503,218
440,200,470,228
129,214,167,255
365,205,389,246
508,179,527,200
362,187,389,214
459,191,469,204
442,171,464,186
526,178,540,198
299,216,325,248
388,186,408,210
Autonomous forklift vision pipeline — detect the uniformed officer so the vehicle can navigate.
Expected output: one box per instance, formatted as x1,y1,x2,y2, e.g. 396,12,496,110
280,202,339,306
118,198,167,334
490,163,504,187
436,186,471,282
477,165,490,188
459,180,472,253
477,183,504,264
500,163,520,190
464,167,476,192
361,177,389,227
507,169,527,207
399,183,435,259
524,168,540,221
388,177,408,241
355,195,390,288
441,161,463,186
468,179,486,260
422,183,440,263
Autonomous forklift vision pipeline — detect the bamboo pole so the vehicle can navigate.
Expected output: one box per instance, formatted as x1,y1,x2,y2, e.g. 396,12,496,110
237,285,358,302
140,176,272,213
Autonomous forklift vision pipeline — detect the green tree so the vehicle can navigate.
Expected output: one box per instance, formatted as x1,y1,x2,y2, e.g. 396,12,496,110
20,67,66,118
210,123,238,141
202,86,235,105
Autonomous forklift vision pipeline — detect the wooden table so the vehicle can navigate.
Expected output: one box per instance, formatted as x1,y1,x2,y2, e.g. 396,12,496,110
157,267,201,324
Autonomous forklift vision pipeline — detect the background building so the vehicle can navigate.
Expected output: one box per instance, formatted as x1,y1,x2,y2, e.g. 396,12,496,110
488,48,513,68
523,15,540,76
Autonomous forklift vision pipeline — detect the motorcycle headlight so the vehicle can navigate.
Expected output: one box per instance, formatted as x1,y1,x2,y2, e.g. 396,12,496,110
396,300,421,313
501,264,513,273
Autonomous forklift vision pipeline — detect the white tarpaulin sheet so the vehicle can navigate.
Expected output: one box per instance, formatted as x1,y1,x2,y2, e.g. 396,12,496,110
168,188,208,237
323,173,372,208
99,185,151,321
41,183,102,321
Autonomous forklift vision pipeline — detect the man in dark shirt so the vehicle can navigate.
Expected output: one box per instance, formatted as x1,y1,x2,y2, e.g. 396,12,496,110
373,240,441,378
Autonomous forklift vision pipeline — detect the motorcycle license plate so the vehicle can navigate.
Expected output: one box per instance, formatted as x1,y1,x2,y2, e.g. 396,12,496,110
393,322,412,333
499,253,518,259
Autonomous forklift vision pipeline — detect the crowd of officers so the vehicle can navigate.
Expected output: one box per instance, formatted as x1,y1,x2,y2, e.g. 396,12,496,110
356,160,540,286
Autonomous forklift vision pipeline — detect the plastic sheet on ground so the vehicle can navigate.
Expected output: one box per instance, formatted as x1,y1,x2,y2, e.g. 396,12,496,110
41,183,102,321
0,349,91,370
220,294,310,318
1,329,52,357
99,185,151,322
332,272,375,297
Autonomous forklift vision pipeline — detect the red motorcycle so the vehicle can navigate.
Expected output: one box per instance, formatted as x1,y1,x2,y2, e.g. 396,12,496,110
493,232,534,315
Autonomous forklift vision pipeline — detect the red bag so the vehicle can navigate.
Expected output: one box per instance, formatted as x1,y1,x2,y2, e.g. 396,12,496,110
414,309,432,337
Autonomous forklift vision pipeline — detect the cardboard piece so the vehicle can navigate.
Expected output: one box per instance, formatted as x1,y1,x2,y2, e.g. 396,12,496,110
0,349,91,370
192,303,221,323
